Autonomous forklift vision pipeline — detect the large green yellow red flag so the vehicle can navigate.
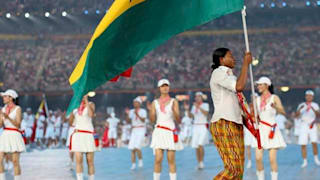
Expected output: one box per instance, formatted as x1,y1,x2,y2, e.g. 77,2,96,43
68,0,244,113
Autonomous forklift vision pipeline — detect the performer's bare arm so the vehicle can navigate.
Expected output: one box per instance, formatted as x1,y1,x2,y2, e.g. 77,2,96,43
311,106,320,117
236,52,252,92
295,105,304,118
87,102,95,118
272,95,286,115
148,101,156,123
69,113,75,126
172,99,180,124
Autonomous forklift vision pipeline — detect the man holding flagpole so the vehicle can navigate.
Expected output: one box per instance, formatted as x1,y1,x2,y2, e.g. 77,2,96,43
210,48,252,179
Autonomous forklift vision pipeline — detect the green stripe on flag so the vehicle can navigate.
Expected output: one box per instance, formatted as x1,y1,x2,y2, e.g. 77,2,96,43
67,0,244,114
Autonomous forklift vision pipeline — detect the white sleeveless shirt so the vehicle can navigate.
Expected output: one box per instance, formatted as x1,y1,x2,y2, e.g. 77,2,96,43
73,107,94,132
2,105,20,129
257,95,277,125
155,99,175,130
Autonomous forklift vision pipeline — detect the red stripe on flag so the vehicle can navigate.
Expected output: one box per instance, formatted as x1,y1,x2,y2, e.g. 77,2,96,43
109,67,133,82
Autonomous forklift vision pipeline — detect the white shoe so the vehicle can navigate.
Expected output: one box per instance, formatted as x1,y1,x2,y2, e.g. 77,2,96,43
246,160,252,169
130,163,136,170
138,160,143,168
314,156,320,166
199,162,204,169
256,170,265,180
301,159,308,168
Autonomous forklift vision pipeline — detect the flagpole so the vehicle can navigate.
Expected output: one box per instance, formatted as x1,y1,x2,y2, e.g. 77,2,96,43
241,7,259,131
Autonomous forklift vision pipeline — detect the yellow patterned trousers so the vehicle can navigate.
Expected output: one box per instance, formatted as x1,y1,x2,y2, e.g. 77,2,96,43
211,119,245,180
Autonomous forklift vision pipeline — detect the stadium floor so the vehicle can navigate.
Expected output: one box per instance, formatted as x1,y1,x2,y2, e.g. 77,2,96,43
5,144,320,180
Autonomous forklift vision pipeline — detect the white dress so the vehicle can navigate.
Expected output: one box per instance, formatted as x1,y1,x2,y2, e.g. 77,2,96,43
61,121,69,140
70,108,96,152
107,117,120,139
54,116,62,137
25,114,34,138
45,116,55,139
252,95,286,149
128,109,147,150
244,127,255,146
0,106,26,152
191,103,210,148
180,115,192,141
121,124,131,141
150,99,183,151
66,121,75,147
36,115,46,139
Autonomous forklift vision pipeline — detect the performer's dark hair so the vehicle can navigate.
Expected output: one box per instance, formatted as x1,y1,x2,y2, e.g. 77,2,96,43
211,48,230,71
269,84,274,94
13,97,19,105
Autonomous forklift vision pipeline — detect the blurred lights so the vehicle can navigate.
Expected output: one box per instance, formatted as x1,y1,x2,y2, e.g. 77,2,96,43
252,59,259,66
260,3,265,8
88,91,96,97
271,2,275,7
25,12,30,18
306,1,311,6
282,2,287,7
6,13,11,18
84,10,89,15
62,11,67,17
317,1,320,6
280,86,290,92
96,10,100,14
45,12,50,17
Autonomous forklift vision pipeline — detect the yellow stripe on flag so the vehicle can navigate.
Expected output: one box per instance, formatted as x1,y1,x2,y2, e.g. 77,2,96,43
69,0,146,85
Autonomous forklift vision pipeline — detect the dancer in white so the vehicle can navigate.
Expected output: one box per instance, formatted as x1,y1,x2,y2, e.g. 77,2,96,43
295,90,320,167
66,113,76,170
121,121,131,146
61,112,69,147
53,111,62,147
24,108,34,144
180,111,192,145
35,111,46,148
149,79,183,180
106,112,120,147
244,127,254,169
126,97,147,170
0,89,25,180
45,110,55,148
253,77,286,180
69,95,96,180
186,92,209,169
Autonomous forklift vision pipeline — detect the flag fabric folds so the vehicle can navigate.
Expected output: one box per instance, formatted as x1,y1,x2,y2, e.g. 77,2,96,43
68,0,244,113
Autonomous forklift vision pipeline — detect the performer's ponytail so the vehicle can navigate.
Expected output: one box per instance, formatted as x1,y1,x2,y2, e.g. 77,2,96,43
269,84,274,94
211,48,229,71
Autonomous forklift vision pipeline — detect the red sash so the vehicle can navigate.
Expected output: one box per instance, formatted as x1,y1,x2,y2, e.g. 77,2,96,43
310,120,316,129
260,120,277,139
237,92,262,149
69,129,94,150
156,125,178,143
4,128,27,144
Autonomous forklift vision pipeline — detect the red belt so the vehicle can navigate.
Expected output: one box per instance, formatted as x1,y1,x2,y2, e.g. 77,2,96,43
132,125,145,128
156,125,178,143
4,128,27,144
260,120,277,139
69,129,94,150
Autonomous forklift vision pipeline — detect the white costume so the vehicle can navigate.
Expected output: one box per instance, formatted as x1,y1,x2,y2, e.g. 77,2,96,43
61,121,69,140
70,108,95,152
54,116,62,137
294,117,301,137
244,127,255,146
180,114,192,141
0,106,26,152
191,103,210,148
150,99,183,151
35,115,46,139
45,116,55,139
107,117,120,139
297,102,319,145
66,121,75,148
128,108,147,150
121,123,131,142
24,113,35,138
252,95,286,149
